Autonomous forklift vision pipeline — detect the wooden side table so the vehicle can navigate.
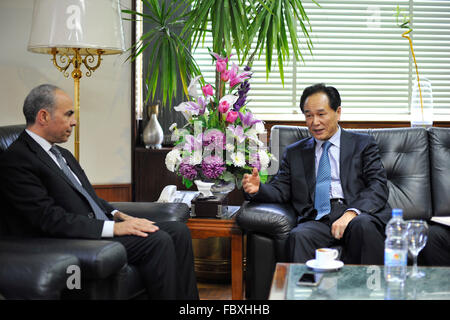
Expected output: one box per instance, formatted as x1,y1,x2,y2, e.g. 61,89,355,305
186,217,244,300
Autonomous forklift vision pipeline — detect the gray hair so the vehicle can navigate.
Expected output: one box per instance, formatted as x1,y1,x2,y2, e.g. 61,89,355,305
23,84,61,125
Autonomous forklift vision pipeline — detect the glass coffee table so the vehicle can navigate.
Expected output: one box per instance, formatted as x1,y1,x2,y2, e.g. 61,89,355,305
269,263,450,300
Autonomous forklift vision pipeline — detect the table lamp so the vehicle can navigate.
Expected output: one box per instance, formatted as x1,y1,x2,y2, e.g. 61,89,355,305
27,0,125,161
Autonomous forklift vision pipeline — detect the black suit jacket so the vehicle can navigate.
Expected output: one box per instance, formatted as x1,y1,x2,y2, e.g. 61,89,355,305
0,131,115,239
251,129,391,224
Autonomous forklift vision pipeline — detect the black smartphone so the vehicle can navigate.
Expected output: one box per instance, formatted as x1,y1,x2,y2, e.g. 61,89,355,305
296,272,324,287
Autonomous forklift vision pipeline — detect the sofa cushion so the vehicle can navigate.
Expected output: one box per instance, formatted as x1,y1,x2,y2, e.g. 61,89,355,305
365,128,432,220
428,127,450,217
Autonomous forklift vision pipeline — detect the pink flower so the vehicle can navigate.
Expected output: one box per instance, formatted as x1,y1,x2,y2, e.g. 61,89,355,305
218,100,230,113
202,84,214,97
226,110,238,123
229,63,252,88
221,70,230,82
211,52,231,73
217,60,227,73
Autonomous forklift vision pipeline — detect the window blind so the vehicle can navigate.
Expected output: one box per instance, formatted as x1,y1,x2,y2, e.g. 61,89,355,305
413,0,450,115
191,0,450,121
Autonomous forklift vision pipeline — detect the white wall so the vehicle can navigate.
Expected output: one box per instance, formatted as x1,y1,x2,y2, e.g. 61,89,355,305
0,0,132,184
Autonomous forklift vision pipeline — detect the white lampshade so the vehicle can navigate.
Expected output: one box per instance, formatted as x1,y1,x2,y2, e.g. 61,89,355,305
28,0,125,55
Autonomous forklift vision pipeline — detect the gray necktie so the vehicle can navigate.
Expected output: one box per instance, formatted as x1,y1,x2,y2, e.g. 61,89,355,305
50,146,109,221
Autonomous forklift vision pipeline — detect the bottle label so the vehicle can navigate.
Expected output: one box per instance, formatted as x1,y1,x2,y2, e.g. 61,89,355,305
384,249,407,267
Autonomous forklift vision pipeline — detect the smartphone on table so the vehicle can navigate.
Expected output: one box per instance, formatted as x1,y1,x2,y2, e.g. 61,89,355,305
296,272,324,287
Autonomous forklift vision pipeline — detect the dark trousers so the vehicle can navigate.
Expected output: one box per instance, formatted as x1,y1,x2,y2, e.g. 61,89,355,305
419,223,450,266
114,221,199,299
289,201,386,265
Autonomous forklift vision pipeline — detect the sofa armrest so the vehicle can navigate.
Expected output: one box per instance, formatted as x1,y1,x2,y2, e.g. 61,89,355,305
111,202,190,223
236,202,298,239
0,238,127,280
0,252,79,299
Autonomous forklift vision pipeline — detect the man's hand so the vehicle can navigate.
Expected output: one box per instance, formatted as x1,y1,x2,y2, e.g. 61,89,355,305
242,167,261,194
113,211,133,222
113,212,159,237
331,210,357,240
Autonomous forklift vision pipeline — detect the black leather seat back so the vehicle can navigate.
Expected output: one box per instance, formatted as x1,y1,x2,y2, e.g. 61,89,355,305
268,126,310,176
0,124,25,236
428,127,450,217
363,128,431,220
0,124,25,154
270,125,432,220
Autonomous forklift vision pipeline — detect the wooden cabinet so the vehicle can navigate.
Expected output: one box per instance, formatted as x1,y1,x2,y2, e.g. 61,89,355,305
134,147,183,202
134,147,245,205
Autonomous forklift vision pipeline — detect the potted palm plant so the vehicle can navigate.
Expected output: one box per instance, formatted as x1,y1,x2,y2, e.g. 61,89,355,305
123,0,317,109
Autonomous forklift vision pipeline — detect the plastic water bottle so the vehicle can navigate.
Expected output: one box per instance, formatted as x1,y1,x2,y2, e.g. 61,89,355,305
384,208,408,283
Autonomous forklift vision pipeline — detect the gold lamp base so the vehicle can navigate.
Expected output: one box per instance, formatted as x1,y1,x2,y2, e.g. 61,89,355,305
50,48,104,161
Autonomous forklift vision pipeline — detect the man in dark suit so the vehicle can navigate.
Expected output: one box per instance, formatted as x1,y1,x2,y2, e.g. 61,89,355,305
0,84,198,299
420,223,450,266
243,83,391,265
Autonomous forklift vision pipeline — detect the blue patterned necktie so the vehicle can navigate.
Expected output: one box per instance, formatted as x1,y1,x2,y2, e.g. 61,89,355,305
314,140,332,220
50,146,109,221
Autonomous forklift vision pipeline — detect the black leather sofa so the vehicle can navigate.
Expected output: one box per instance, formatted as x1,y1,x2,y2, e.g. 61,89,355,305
0,124,191,299
237,125,450,299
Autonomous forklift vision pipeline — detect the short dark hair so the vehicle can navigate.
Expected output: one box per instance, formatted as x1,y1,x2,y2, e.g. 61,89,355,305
23,84,60,125
299,83,341,113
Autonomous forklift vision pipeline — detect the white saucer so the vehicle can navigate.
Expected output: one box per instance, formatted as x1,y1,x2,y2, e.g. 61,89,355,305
306,259,344,272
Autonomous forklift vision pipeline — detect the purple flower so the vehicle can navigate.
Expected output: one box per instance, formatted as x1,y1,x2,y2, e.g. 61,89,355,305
227,125,246,144
239,111,260,128
249,152,261,171
201,155,225,179
233,67,252,111
179,161,198,180
174,101,202,120
184,134,203,152
203,129,225,150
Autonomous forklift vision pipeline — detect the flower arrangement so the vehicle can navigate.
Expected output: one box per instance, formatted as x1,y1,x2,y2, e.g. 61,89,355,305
165,52,273,189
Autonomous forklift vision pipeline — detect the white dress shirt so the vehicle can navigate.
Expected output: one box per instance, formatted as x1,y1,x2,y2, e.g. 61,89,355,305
314,126,361,215
25,129,116,237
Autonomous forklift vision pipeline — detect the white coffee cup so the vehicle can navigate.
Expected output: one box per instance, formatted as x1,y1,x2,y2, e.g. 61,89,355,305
315,248,339,266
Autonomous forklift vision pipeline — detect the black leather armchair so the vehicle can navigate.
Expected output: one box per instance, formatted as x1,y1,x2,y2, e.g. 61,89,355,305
0,124,190,299
237,125,450,299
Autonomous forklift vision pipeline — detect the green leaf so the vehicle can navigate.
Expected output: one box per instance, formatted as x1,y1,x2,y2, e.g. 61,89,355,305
259,172,268,184
182,177,193,189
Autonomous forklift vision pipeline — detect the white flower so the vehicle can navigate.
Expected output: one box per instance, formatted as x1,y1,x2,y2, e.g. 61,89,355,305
225,143,235,153
174,102,200,121
190,151,203,166
165,149,181,172
258,150,270,170
219,94,239,107
187,75,202,100
169,123,177,131
255,121,265,134
231,151,246,167
245,128,264,147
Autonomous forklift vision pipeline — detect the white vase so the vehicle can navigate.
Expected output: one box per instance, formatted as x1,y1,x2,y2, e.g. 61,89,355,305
143,103,164,149
194,180,215,198
411,77,433,128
